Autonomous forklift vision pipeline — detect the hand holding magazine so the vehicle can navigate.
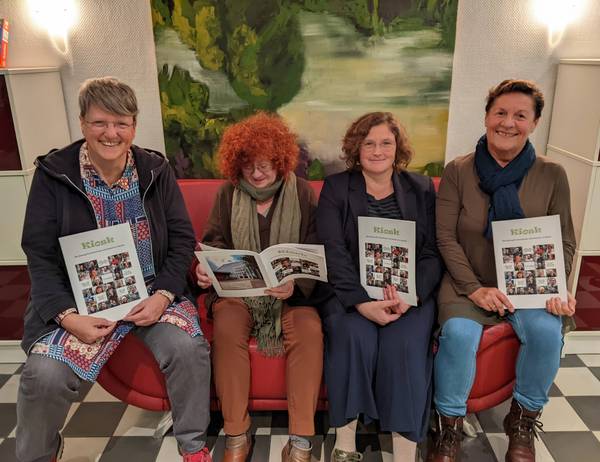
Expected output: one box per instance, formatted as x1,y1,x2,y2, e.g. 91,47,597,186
358,216,418,306
196,243,328,297
492,215,567,308
59,223,149,321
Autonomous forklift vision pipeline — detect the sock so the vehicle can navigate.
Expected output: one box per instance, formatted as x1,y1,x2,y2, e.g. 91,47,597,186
334,419,358,453
392,432,416,462
290,434,311,450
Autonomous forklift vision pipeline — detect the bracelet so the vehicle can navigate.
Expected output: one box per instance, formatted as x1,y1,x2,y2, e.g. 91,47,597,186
156,289,175,304
55,308,78,326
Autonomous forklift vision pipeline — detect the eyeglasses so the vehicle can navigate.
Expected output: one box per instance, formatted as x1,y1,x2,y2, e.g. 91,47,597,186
361,140,396,153
241,162,274,174
84,120,135,131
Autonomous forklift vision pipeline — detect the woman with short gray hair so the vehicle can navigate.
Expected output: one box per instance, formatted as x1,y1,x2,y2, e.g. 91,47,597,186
16,77,212,462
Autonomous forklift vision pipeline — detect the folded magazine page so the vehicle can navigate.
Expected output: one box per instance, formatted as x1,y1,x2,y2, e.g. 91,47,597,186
358,216,417,306
195,243,327,298
59,223,149,321
492,215,567,308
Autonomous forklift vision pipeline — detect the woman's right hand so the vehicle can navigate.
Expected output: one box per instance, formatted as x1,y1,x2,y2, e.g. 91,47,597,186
195,262,212,289
60,314,116,344
468,287,514,316
356,299,403,326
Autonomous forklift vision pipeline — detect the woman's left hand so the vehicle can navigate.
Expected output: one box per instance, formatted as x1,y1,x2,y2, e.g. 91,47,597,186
546,291,576,317
265,280,294,300
383,284,411,315
124,293,170,326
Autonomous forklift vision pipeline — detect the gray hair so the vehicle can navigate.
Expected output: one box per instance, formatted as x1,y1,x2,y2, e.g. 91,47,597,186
78,77,139,121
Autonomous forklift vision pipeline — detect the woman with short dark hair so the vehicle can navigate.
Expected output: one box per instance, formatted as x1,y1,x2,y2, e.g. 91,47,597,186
428,80,577,462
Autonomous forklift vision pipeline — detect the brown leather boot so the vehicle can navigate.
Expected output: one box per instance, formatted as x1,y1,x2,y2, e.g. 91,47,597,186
223,431,252,462
281,439,313,462
426,414,463,462
503,399,542,462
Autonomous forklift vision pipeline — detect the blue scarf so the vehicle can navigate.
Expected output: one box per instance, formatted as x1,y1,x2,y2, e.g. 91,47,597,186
474,135,536,238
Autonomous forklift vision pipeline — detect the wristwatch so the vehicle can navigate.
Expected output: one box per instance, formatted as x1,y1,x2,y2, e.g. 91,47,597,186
156,289,175,304
55,308,78,325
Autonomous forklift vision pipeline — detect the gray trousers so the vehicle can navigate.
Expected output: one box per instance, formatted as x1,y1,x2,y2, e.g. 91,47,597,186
16,322,211,462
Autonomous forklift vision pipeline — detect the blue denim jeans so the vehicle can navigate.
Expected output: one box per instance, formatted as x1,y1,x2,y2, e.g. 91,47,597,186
433,309,563,416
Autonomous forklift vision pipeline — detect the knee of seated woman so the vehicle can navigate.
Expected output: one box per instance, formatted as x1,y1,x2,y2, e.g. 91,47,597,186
513,309,562,348
439,318,482,350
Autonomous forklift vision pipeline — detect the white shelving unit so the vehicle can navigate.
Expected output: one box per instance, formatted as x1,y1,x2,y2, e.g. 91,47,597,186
0,67,70,362
0,67,71,264
546,59,600,353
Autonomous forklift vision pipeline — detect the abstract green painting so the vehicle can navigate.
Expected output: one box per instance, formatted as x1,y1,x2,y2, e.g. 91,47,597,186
152,0,457,179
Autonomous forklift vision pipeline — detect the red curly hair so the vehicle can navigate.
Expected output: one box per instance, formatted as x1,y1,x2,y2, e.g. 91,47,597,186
218,112,299,182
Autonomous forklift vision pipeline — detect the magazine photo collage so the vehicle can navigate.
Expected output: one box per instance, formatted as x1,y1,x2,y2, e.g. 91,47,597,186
271,256,320,283
502,244,559,295
364,242,410,293
76,252,140,314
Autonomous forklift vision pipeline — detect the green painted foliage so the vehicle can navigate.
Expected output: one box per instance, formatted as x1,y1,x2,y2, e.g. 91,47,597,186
158,65,233,178
307,158,325,180
421,161,445,177
154,0,457,178
194,6,225,70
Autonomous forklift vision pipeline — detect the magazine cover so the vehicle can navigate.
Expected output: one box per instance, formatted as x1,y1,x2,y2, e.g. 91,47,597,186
59,223,149,321
358,216,417,306
195,243,327,298
492,215,567,308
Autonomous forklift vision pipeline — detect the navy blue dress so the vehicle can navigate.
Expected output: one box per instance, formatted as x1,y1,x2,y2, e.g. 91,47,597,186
316,170,443,441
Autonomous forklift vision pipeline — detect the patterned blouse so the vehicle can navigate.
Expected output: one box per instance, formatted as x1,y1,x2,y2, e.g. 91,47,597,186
31,143,201,381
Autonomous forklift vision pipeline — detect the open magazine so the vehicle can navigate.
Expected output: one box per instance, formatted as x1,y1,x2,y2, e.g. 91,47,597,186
195,243,327,297
59,223,148,321
358,216,417,306
492,215,567,308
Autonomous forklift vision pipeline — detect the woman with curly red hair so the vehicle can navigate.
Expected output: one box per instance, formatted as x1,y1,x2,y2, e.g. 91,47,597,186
195,112,324,462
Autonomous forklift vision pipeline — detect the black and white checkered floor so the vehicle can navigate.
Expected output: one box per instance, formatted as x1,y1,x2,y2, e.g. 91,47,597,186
1,354,599,461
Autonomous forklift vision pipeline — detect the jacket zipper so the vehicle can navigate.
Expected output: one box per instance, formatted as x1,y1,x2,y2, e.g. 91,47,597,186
61,174,98,223
141,170,157,282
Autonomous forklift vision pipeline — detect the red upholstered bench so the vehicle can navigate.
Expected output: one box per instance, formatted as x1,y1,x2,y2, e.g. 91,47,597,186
96,177,519,414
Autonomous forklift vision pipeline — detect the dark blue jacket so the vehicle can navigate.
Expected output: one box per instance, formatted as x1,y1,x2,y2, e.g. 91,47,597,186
316,170,443,317
20,139,196,352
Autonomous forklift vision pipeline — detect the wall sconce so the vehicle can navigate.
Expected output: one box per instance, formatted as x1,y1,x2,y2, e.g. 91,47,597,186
27,0,78,54
533,0,586,47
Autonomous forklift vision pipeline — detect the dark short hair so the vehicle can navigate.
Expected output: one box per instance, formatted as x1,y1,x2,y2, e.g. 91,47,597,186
485,79,544,120
79,77,139,121
342,112,413,172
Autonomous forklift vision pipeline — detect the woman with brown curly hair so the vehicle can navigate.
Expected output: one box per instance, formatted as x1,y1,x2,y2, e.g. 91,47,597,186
317,112,443,461
195,112,324,462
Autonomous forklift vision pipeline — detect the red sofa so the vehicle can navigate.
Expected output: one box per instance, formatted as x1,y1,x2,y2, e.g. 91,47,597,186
96,178,519,414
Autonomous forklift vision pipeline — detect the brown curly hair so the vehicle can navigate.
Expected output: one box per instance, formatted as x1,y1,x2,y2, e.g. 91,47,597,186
218,112,299,182
342,112,413,172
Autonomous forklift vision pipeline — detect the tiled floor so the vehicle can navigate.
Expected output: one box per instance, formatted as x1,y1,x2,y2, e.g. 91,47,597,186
0,355,599,461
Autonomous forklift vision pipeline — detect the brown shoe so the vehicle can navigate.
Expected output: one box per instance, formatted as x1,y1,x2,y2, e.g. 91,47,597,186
426,413,463,462
282,439,313,462
223,431,252,462
503,399,542,462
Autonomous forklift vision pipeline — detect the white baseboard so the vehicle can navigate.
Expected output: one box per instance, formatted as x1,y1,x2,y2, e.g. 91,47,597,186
0,340,26,363
563,330,600,354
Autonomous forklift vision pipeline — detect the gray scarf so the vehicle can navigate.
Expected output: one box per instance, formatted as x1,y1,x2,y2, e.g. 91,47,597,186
231,173,301,355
